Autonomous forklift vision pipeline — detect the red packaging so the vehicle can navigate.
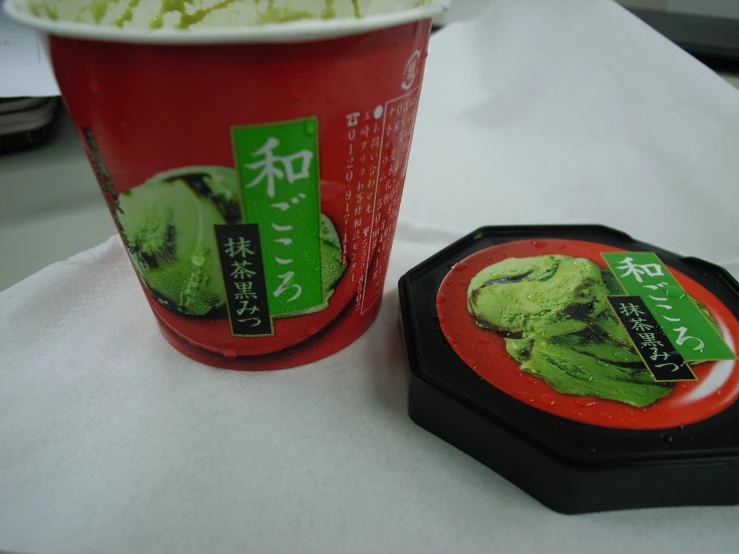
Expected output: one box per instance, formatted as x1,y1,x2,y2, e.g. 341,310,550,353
10,6,440,369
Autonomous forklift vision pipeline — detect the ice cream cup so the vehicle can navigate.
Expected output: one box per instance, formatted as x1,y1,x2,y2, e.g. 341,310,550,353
4,0,446,370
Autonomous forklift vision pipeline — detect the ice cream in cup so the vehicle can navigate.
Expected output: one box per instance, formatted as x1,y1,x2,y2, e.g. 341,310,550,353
4,0,448,369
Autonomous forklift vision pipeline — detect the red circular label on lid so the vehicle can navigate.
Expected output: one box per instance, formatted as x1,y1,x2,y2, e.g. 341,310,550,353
437,239,739,430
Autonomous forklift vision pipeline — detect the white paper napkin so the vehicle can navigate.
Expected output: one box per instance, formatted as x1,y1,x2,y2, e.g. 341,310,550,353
2,1,739,553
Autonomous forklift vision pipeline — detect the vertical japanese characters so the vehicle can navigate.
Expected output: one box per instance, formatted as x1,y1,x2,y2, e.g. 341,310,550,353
343,108,381,307
342,87,421,314
215,225,272,336
603,252,735,364
607,296,695,381
233,117,323,317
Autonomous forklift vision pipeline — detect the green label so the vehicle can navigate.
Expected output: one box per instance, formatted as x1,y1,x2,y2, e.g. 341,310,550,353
232,117,322,316
602,252,736,362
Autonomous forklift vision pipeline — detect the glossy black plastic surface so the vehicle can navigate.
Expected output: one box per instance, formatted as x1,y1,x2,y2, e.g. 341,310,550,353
400,225,739,513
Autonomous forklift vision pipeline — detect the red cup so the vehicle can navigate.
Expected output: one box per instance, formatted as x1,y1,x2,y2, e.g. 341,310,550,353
5,1,443,369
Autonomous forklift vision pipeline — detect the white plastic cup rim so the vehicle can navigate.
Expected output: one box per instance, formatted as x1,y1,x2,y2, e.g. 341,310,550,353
2,0,447,44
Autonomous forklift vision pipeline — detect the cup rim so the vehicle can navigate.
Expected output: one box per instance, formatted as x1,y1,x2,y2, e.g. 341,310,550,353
2,0,446,44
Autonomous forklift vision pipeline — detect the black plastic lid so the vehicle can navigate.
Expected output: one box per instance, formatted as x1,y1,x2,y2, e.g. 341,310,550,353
399,225,739,514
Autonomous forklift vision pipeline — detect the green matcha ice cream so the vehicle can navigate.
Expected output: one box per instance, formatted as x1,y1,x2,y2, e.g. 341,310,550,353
468,254,676,408
520,337,671,407
320,214,345,293
118,167,234,316
467,255,610,339
175,166,243,224
118,166,347,318
26,0,432,30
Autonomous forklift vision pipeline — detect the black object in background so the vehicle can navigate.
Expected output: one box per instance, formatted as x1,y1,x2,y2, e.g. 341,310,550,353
629,8,739,71
0,97,60,153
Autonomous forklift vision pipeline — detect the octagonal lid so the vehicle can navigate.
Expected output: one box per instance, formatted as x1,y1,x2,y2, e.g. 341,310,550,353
400,225,739,466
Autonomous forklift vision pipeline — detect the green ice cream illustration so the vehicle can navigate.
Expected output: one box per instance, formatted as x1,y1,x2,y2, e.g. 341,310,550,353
320,214,345,293
467,255,679,408
117,166,346,318
118,168,233,316
176,166,244,224
520,338,671,406
467,255,610,339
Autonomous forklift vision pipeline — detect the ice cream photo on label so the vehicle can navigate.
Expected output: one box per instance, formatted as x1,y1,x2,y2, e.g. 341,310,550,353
437,238,738,428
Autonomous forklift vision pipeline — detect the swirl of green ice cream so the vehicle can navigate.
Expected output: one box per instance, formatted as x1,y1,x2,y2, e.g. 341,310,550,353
467,255,676,408
118,165,347,318
467,255,610,339
118,168,232,316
